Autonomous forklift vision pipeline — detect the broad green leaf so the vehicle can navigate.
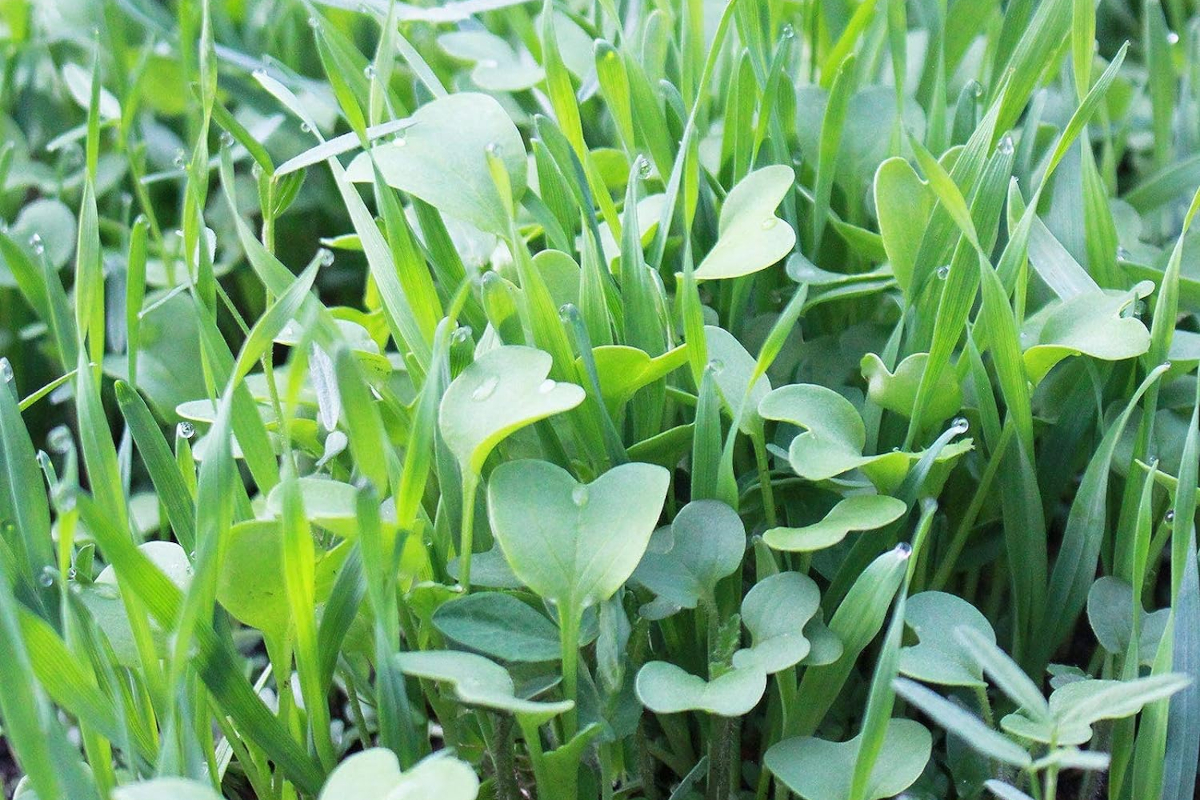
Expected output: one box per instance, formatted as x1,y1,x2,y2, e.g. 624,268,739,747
874,158,934,298
577,344,689,416
631,499,745,611
734,572,822,673
439,346,584,474
438,30,543,92
1087,577,1170,661
432,592,561,663
112,779,222,800
764,495,907,552
1021,285,1153,385
760,384,973,493
319,749,479,800
635,661,766,717
765,718,932,800
899,592,996,687
487,459,669,614
862,353,962,428
705,326,771,434
393,650,573,719
694,165,796,280
346,93,526,236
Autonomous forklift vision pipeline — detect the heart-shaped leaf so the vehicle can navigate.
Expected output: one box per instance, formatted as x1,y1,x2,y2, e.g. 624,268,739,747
216,521,346,640
438,31,544,92
705,326,771,434
432,592,561,663
874,157,934,297
764,495,907,552
759,384,973,493
861,352,963,428
579,344,689,416
695,166,796,280
319,749,479,800
487,459,670,616
1021,285,1153,385
635,661,767,717
440,346,585,475
733,572,822,673
113,778,222,800
899,592,996,687
1086,577,1170,662
264,478,399,539
347,93,526,236
632,499,745,611
765,719,932,800
394,650,573,720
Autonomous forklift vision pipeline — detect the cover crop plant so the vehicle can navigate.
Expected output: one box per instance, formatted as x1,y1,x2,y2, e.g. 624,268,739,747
1,0,1200,798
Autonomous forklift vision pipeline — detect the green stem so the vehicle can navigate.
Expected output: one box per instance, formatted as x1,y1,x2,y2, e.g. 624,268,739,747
752,431,778,528
559,605,582,738
458,472,479,592
707,715,734,800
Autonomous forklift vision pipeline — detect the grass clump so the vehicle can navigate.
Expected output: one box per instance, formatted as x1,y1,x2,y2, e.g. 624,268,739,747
1,0,1200,799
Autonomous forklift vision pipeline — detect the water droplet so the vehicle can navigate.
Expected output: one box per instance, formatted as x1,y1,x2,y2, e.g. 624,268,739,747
177,421,195,439
707,358,724,372
47,426,73,453
936,265,950,280
761,218,778,230
219,130,235,148
997,134,1014,155
393,136,407,148
636,156,652,179
472,375,500,401
67,567,77,580
317,248,334,267
1166,510,1176,523
1168,30,1180,44
307,14,320,27
29,233,44,255
894,542,913,560
951,417,969,433
0,359,12,382
780,23,795,39
538,379,557,394
451,326,473,343
252,68,267,80
485,142,500,157
39,568,55,587
1116,246,1132,261
571,485,589,507
300,121,312,134
971,82,984,98
173,150,187,169
363,64,378,80
251,162,264,179
1148,455,1161,468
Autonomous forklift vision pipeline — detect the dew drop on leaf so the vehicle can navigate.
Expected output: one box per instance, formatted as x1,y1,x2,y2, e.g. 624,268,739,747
39,567,55,587
951,417,969,434
177,421,195,439
936,265,950,280
997,134,1014,155
707,358,725,372
1166,510,1176,523
538,379,557,394
29,233,44,255
571,485,590,507
364,64,377,79
472,375,500,401
317,248,335,267
894,542,913,560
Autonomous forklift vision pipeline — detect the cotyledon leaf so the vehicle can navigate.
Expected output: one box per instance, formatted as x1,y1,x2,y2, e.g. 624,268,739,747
733,572,822,673
487,459,669,613
393,650,573,721
861,353,963,428
765,718,932,800
631,499,745,612
576,343,689,416
1021,284,1154,385
898,592,996,687
764,495,908,552
635,661,767,717
439,346,585,475
346,92,526,236
318,749,479,800
695,165,797,280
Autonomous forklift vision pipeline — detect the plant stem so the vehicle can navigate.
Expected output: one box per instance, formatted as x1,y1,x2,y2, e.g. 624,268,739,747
559,605,581,738
707,715,734,800
488,713,521,800
752,431,778,528
459,471,479,592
